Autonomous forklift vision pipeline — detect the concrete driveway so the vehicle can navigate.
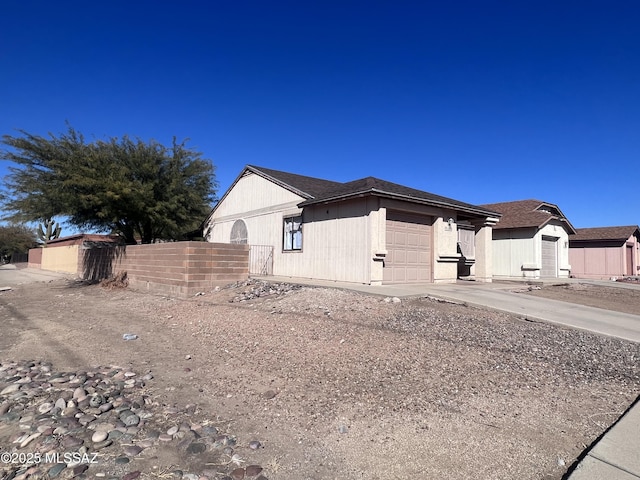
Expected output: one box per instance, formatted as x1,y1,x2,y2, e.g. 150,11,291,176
413,281,640,344
0,264,71,287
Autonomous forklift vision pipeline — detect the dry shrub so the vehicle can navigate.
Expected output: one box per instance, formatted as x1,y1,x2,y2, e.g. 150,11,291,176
101,271,129,289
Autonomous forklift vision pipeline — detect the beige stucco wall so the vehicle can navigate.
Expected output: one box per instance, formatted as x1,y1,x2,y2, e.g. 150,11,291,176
211,172,303,224
492,221,570,278
369,206,387,284
473,223,494,282
538,222,571,277
41,245,80,274
286,199,373,282
433,213,460,283
208,174,375,283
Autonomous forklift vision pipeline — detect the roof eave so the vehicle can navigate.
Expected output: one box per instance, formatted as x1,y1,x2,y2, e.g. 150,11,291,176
299,188,502,219
493,223,540,230
203,167,250,225
570,237,628,243
204,165,315,225
540,216,577,235
538,202,577,234
246,165,314,200
45,233,86,245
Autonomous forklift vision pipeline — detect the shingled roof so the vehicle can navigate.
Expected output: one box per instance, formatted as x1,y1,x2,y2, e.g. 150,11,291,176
480,199,576,233
247,166,501,218
571,225,640,242
245,165,342,199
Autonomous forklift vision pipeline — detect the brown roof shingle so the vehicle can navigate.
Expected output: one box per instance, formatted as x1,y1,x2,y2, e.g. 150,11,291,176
480,199,576,233
246,165,342,199
571,225,640,242
248,166,500,218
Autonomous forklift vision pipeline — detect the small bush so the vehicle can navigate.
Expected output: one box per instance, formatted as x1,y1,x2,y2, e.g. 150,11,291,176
100,271,129,289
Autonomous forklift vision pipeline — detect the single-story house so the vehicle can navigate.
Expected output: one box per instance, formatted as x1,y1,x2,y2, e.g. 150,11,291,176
569,225,640,279
205,165,501,284
480,199,576,279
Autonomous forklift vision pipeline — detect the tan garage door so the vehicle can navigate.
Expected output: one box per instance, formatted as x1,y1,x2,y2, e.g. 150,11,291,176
541,236,558,277
384,211,432,283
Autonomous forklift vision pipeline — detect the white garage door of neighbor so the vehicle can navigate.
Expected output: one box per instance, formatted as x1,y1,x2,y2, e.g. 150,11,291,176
384,211,432,283
541,236,558,277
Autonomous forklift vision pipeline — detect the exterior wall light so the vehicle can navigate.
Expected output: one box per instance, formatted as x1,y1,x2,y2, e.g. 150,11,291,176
446,217,455,231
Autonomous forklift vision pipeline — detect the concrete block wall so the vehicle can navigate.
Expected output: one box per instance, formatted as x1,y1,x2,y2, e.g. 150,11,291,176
112,242,249,297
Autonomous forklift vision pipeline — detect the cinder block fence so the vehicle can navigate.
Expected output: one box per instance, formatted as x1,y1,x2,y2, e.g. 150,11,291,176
111,242,249,297
30,236,249,298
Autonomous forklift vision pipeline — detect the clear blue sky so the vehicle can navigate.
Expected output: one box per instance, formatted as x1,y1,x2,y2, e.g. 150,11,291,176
1,1,638,229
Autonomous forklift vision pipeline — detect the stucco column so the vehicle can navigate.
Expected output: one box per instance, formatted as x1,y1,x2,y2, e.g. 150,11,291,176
475,223,494,283
369,205,386,285
433,215,460,283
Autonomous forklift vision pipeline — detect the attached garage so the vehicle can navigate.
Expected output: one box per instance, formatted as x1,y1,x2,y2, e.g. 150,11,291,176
384,211,432,283
481,199,575,279
541,236,558,277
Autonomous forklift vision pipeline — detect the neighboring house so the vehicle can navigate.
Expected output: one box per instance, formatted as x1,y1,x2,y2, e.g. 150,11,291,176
569,225,640,279
30,234,122,276
480,199,576,279
205,165,501,284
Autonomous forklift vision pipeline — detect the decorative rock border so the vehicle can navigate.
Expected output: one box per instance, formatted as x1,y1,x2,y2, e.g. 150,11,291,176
225,279,303,303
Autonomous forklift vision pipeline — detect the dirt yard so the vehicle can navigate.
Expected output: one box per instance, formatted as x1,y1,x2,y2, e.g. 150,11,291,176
519,281,640,316
1,278,639,480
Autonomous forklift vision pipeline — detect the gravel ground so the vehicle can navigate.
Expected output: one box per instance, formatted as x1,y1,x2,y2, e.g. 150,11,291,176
1,278,639,480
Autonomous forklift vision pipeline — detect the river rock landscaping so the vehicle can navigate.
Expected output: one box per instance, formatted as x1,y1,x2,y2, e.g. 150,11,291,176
0,361,266,480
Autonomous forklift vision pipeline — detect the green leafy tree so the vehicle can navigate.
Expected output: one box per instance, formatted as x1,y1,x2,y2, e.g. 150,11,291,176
1,126,217,244
0,224,38,263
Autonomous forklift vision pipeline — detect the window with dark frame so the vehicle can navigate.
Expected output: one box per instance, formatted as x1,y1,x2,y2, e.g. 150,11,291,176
283,215,302,251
